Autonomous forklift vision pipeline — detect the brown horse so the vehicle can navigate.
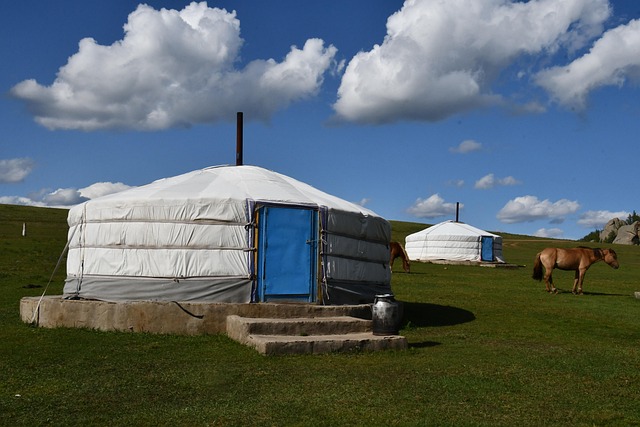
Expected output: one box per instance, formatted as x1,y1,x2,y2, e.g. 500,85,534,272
532,247,619,294
390,241,410,273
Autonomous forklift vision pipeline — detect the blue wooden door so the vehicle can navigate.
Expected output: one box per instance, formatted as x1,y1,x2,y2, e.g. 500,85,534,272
257,206,317,302
481,236,494,261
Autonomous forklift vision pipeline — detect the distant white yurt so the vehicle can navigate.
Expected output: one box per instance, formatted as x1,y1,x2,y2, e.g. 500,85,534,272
64,165,392,304
405,220,505,263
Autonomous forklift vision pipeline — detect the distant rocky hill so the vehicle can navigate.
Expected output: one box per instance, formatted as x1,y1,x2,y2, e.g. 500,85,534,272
600,218,640,245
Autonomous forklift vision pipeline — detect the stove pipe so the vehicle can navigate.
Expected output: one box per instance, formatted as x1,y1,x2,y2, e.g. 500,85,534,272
236,112,243,166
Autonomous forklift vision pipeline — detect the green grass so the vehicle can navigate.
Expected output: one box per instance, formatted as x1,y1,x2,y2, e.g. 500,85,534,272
1,206,640,426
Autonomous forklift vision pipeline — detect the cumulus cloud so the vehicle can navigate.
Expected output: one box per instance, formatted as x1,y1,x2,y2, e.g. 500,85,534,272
497,195,580,223
474,173,521,189
0,196,45,207
0,158,35,183
450,140,482,154
447,179,465,188
536,18,640,110
577,210,629,228
333,0,610,124
407,194,461,219
0,181,133,208
41,189,88,206
79,182,133,199
534,228,564,238
10,2,337,131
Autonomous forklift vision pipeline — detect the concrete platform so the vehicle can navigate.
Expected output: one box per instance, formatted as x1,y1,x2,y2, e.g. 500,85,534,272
20,296,372,334
422,259,523,268
20,296,407,355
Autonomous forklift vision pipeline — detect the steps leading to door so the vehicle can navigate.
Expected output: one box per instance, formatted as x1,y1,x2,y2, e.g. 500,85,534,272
226,315,407,355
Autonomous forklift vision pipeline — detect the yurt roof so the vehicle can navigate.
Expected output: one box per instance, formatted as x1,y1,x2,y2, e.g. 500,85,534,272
69,165,379,222
407,220,501,240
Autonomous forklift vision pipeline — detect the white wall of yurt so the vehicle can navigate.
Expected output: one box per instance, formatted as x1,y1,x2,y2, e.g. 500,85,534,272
405,220,504,263
64,165,392,304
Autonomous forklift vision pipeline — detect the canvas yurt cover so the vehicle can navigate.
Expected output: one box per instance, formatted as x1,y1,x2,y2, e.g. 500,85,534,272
63,165,391,304
405,220,505,263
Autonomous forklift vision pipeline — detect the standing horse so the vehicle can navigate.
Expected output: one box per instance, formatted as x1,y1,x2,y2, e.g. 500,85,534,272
390,241,410,273
532,247,619,294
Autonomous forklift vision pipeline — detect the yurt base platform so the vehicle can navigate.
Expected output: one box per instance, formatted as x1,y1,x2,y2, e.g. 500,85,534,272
419,259,523,268
19,296,407,355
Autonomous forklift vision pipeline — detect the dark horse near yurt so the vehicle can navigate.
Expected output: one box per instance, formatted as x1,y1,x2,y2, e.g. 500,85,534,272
390,241,410,273
532,247,619,294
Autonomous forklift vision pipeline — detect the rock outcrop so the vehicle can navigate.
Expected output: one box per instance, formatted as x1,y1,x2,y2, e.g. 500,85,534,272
600,218,639,245
613,221,640,245
600,218,624,242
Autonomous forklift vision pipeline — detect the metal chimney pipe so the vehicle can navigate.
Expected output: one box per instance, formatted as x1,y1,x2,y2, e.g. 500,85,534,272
455,202,460,222
236,112,243,166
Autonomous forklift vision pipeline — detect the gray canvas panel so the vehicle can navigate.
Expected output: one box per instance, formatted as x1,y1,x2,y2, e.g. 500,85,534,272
324,233,390,263
64,276,252,303
325,210,391,243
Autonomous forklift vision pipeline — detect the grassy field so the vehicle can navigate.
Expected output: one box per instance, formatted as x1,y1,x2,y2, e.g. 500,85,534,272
1,204,639,426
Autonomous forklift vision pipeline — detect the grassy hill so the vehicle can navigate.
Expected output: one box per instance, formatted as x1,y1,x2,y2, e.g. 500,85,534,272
2,205,640,426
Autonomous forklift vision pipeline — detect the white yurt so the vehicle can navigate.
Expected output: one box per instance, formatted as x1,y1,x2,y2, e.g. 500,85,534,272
63,165,392,305
405,220,505,263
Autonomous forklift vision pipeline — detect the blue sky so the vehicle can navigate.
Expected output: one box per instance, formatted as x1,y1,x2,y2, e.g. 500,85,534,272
1,0,639,240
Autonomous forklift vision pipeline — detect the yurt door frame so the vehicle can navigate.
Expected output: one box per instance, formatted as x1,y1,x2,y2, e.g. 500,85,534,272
256,205,318,302
480,236,494,261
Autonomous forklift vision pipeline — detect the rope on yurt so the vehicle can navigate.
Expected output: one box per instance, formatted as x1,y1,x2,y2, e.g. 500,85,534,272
318,207,331,304
246,199,258,302
172,301,204,319
73,203,88,295
29,224,78,326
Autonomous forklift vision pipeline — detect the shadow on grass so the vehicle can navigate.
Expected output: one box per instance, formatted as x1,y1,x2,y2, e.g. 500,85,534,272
400,302,475,349
409,341,441,349
402,302,476,327
583,291,633,297
550,289,630,297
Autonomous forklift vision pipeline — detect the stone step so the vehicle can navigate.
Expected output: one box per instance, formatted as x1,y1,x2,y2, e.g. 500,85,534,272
246,333,408,355
226,315,407,355
226,315,372,338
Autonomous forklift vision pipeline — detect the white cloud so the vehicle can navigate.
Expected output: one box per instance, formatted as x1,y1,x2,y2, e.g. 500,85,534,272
534,228,564,238
475,174,497,190
474,173,521,189
497,195,580,223
447,179,465,188
0,158,35,183
10,2,337,131
0,181,133,208
499,176,520,186
536,18,640,110
0,196,45,207
407,194,460,219
450,140,482,154
79,182,133,199
333,0,610,124
577,210,630,228
41,189,87,206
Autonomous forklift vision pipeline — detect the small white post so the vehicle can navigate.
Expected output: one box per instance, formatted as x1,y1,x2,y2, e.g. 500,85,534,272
22,223,26,237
